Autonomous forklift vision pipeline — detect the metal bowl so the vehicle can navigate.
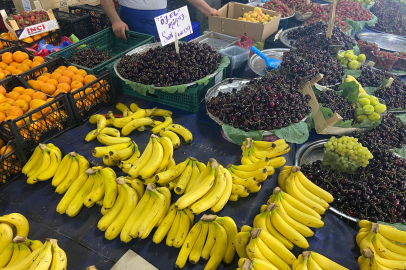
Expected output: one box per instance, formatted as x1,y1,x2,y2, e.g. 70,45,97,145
248,48,290,76
356,32,406,53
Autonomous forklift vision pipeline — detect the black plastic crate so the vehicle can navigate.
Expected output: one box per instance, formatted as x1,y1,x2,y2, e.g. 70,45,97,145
0,37,17,48
0,0,16,16
0,45,33,59
0,132,26,190
17,29,63,47
69,5,111,33
52,10,94,40
0,75,29,93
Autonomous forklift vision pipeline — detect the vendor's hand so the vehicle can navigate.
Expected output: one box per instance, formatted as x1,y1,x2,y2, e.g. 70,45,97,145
112,20,129,40
204,8,219,18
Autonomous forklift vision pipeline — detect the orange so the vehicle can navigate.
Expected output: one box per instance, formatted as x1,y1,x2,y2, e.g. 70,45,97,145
9,62,19,67
0,86,5,95
3,98,14,105
53,69,63,74
12,87,25,93
1,52,13,64
12,51,25,63
5,91,20,101
0,145,12,156
30,99,46,109
14,100,29,112
42,72,52,78
32,92,47,101
11,69,23,75
27,80,36,87
0,42,2,50
71,88,79,94
22,52,29,60
0,112,5,123
0,93,4,103
57,66,67,71
84,75,97,85
37,75,50,83
75,69,87,77
58,76,71,85
0,62,7,70
53,89,67,97
0,72,5,80
57,83,71,93
18,94,32,103
22,89,35,96
5,66,16,72
51,73,62,80
7,104,24,116
46,79,58,87
22,37,34,43
67,66,79,73
72,74,84,83
17,63,30,72
33,56,45,63
2,70,10,77
31,62,42,68
62,70,75,78
22,59,32,67
40,83,56,95
32,81,44,91
41,32,49,37
0,103,11,112
71,80,84,89
32,34,42,41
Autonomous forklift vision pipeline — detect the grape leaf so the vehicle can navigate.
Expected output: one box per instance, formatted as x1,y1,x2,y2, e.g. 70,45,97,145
222,125,263,145
352,118,381,129
395,145,406,159
273,121,309,144
312,85,325,95
377,221,406,232
344,69,362,79
389,107,405,111
380,79,389,88
338,81,360,104
363,86,377,95
320,107,334,119
396,114,406,124
353,44,360,56
334,119,354,128
307,112,315,130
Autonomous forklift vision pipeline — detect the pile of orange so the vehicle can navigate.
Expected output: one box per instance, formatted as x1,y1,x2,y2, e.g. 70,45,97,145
0,31,49,48
0,137,21,183
26,65,97,98
0,85,55,126
0,51,44,80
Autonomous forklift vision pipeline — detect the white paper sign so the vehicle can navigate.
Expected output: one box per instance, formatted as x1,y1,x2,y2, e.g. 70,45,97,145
15,19,59,39
22,0,32,11
154,6,193,46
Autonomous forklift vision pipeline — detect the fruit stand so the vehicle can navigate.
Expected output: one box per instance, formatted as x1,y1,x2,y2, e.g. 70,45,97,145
0,0,406,269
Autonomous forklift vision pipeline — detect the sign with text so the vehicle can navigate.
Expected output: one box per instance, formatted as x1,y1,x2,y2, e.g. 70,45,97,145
154,6,193,46
15,19,58,39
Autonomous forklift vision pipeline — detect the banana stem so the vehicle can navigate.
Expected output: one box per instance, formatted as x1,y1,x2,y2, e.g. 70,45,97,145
291,166,301,173
146,183,157,192
303,251,311,259
371,223,379,233
13,236,27,243
363,248,374,259
242,260,252,270
200,214,216,222
85,168,96,175
69,152,77,157
250,228,261,239
116,177,125,185
266,203,277,212
273,187,282,194
246,138,253,149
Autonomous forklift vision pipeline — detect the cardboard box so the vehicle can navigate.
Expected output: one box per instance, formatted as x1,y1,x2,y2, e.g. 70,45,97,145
208,2,281,42
11,0,100,13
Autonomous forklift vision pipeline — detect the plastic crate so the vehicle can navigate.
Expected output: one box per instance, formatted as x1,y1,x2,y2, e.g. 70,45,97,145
185,22,201,41
0,0,16,16
0,133,26,190
17,29,62,47
46,27,155,75
69,4,111,33
52,10,94,40
0,37,17,48
0,76,30,94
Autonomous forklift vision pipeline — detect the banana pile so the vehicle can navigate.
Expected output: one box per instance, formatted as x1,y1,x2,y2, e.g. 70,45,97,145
92,140,139,167
291,251,348,270
22,143,62,185
235,226,296,270
356,220,406,269
0,213,67,270
152,203,194,248
241,138,290,165
175,215,238,269
238,258,283,270
278,166,334,215
85,102,193,147
56,167,118,217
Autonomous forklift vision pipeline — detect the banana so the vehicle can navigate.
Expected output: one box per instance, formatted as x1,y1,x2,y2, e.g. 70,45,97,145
258,229,296,265
297,171,334,203
2,240,46,270
211,167,233,213
185,161,200,194
151,109,173,117
308,256,324,270
252,258,280,270
167,124,193,143
268,156,286,168
85,129,99,142
310,252,348,270
100,167,117,209
109,143,136,161
129,190,156,239
160,128,180,148
256,236,290,270
85,172,105,208
235,231,250,259
378,223,406,244
121,118,154,136
374,253,406,269
96,114,107,130
294,176,329,209
116,103,130,114
216,216,237,264
241,147,253,165
372,233,406,260
229,194,239,201
0,213,29,237
97,134,131,146
156,187,172,226
241,225,252,232
239,189,250,198
359,220,371,228
26,147,51,184
151,116,173,134
230,171,256,188
110,112,146,128
153,207,177,244
0,242,14,268
251,143,290,159
357,232,370,247
232,183,247,195
185,208,194,227
189,222,208,264
22,146,42,175
173,211,191,248
98,187,125,231
99,127,120,137
277,190,321,219
6,243,19,267
127,138,153,178
231,167,267,182
56,171,89,214
247,238,267,261
0,223,13,254
50,240,67,270
248,182,261,193
156,137,174,173
139,137,164,179
278,167,292,192
55,155,79,194
34,146,60,182
119,149,140,169
26,146,46,178
253,212,269,232
175,221,202,269
201,222,216,260
129,103,141,112
175,159,194,195
205,221,228,270
24,239,43,252
14,243,31,267
92,142,133,158
377,233,406,255
103,154,119,166
232,158,269,172
89,114,102,124
125,177,144,199
265,166,275,176
167,210,181,247
66,171,95,217
145,108,157,117
155,158,190,184
105,180,138,240
28,240,52,270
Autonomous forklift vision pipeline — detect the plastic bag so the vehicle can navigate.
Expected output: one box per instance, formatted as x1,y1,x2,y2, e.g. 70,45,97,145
236,35,254,57
38,38,72,53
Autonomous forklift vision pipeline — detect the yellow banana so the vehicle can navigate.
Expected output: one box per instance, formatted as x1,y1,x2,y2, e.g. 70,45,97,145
127,138,153,178
372,233,406,260
267,156,286,168
102,167,118,209
97,134,131,145
0,223,13,254
66,171,95,217
277,189,321,219
359,220,371,228
160,128,180,148
378,223,406,244
0,242,13,268
205,221,228,270
310,252,348,270
139,137,164,179
92,142,133,158
189,222,208,264
201,222,216,260
174,159,194,195
256,236,290,270
167,124,193,143
151,116,173,134
216,216,238,264
155,187,171,227
185,161,200,194
129,103,141,112
297,171,334,203
0,213,29,237
258,228,296,265
85,172,105,207
211,167,233,213
153,207,177,244
229,194,239,201
230,167,268,182
294,176,329,209
235,231,250,259
56,171,89,214
175,221,202,269
278,166,292,192
150,108,173,117
173,211,191,248
49,240,67,270
6,243,19,267
98,187,125,231
108,143,135,161
377,233,406,255
248,182,261,193
155,158,190,184
26,147,50,184
156,137,173,173
55,155,79,194
232,158,269,172
22,146,42,175
121,118,153,136
166,210,181,247
252,258,280,270
308,256,324,270
246,238,267,261
85,129,99,142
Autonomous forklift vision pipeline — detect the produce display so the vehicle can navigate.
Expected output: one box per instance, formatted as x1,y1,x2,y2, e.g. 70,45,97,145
357,40,379,61
317,90,356,122
0,51,42,78
117,43,223,87
373,51,399,71
370,0,406,36
237,7,278,23
67,47,112,69
355,93,387,123
294,3,323,15
337,51,366,70
260,0,294,18
6,10,50,29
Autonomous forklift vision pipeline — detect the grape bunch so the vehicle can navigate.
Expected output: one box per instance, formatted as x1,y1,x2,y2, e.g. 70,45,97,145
279,48,344,86
117,43,222,87
323,136,373,173
206,72,312,131
68,47,112,69
317,90,356,123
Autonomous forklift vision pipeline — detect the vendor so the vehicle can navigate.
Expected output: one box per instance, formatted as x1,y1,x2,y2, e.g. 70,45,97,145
101,0,219,39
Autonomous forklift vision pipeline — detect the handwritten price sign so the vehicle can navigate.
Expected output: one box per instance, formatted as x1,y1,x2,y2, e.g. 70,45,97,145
154,6,193,46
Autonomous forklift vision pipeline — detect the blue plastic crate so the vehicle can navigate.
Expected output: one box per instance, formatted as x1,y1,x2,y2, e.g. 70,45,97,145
185,22,201,41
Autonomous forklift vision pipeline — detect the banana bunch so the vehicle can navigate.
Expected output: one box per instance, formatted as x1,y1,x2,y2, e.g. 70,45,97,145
152,203,194,248
238,258,283,270
22,143,62,185
356,220,406,269
102,141,137,167
236,226,296,270
359,248,406,270
85,114,121,143
241,138,290,165
175,214,238,269
0,237,34,269
0,213,29,240
278,166,334,215
291,251,348,270
51,152,90,194
169,159,233,214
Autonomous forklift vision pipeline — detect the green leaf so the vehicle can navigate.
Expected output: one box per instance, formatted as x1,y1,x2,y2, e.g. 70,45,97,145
334,119,354,128
380,79,389,88
363,86,377,95
395,145,406,159
273,121,309,144
353,44,360,56
390,107,405,111
339,81,360,104
320,107,334,119
377,221,406,232
396,114,406,124
312,85,325,96
344,69,362,79
307,112,315,130
222,125,263,146
352,118,381,130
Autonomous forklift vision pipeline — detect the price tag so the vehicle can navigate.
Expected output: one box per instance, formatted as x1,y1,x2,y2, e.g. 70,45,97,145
154,6,193,46
22,0,32,11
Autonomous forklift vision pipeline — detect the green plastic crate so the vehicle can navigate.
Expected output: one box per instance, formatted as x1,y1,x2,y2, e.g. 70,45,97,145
46,27,155,74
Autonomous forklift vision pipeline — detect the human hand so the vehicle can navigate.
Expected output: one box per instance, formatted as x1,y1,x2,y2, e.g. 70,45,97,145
112,20,129,40
204,8,219,18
